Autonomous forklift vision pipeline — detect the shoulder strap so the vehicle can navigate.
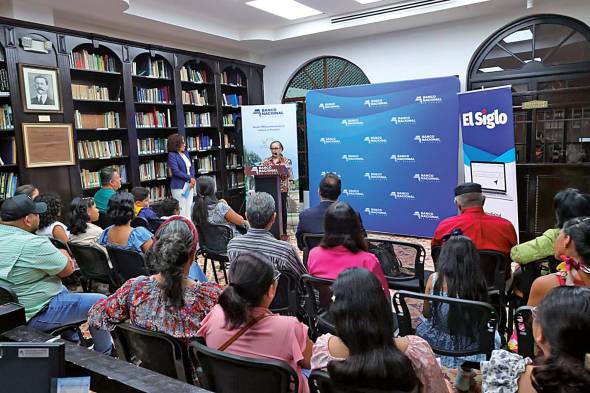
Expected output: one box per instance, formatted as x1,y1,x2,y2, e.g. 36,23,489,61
218,314,270,352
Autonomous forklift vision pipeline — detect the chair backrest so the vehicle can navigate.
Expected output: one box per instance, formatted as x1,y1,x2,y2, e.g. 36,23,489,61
269,269,301,316
309,370,416,393
477,250,510,292
0,283,18,305
196,223,233,254
48,237,70,253
431,245,442,267
147,218,165,233
94,213,113,229
301,233,323,268
68,243,115,288
514,306,535,359
393,290,497,359
302,274,336,336
106,247,149,287
366,238,426,291
130,216,150,230
190,340,298,393
112,323,193,384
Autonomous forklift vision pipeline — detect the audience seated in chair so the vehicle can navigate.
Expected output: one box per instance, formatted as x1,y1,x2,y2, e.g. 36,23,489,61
528,216,590,307
198,251,313,393
417,235,501,368
35,192,70,245
94,167,121,214
296,172,365,251
98,192,153,253
192,176,246,238
431,182,517,257
131,186,160,220
481,286,590,393
158,198,181,219
307,202,389,297
227,192,307,282
0,194,111,354
15,183,39,200
89,216,222,339
68,196,107,255
311,268,449,393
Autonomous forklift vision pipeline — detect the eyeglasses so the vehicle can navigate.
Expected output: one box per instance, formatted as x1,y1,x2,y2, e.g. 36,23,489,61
531,306,538,320
273,271,282,282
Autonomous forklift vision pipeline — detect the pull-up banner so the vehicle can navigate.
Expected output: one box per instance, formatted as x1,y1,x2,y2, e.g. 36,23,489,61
458,86,519,236
306,76,460,237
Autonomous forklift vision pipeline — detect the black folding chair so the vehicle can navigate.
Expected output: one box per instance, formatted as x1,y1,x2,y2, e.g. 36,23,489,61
478,250,510,336
0,283,18,305
190,340,298,393
196,223,233,284
301,233,323,269
514,306,535,359
147,218,165,233
431,245,442,267
95,212,112,229
106,247,149,287
393,290,497,360
49,237,70,254
308,369,415,393
68,243,116,293
269,269,302,317
367,238,427,293
130,216,150,230
112,323,194,384
302,274,336,338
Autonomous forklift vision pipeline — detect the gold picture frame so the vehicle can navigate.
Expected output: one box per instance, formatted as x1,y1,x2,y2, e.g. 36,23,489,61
19,64,63,113
22,123,75,168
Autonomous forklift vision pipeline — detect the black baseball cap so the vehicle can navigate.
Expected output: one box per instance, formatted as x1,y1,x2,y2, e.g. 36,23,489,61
454,182,482,196
0,194,47,221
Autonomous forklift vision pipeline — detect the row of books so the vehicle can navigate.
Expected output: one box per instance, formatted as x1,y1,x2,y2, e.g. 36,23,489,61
223,134,234,148
72,83,115,101
196,156,216,173
138,138,167,155
182,89,209,106
0,136,16,165
185,112,211,127
135,86,173,104
0,104,13,129
132,59,170,79
222,113,239,126
187,135,216,151
221,71,244,86
228,172,245,189
135,109,172,128
75,110,121,129
180,66,208,83
222,94,243,107
139,160,169,181
70,50,118,72
147,185,168,202
0,171,17,200
81,165,127,189
77,139,124,160
226,153,242,168
0,69,9,92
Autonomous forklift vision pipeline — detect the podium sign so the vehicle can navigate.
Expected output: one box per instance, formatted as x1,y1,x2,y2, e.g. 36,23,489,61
245,165,287,239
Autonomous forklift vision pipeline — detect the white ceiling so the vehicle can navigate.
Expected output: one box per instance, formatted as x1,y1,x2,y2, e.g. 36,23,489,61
20,0,556,57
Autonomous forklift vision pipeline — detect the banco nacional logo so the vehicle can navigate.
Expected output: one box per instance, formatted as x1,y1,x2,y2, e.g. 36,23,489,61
318,102,341,110
320,171,341,178
342,189,364,197
364,172,387,180
364,208,388,216
252,107,284,117
414,134,441,144
363,136,387,144
390,154,416,163
363,98,388,108
415,95,443,104
341,154,364,162
341,119,364,127
390,116,416,125
413,211,441,220
413,173,441,182
320,137,341,144
390,191,416,200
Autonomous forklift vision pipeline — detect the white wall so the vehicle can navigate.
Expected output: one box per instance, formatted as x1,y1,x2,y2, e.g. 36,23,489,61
261,0,590,104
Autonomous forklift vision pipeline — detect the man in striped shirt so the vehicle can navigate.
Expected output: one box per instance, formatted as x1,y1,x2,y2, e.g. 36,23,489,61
228,192,307,281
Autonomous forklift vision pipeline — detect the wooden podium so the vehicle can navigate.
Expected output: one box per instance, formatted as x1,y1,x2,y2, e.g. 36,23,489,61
245,165,288,239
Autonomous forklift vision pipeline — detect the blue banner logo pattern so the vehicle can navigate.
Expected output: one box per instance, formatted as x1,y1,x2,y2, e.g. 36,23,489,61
306,76,460,236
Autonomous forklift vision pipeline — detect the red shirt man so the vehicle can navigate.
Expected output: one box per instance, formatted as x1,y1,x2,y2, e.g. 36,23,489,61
431,183,517,255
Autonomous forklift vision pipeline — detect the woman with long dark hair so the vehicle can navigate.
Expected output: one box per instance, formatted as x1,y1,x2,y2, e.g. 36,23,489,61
89,216,222,338
191,175,245,237
198,251,313,393
416,235,500,368
312,268,448,393
307,201,389,295
528,216,590,306
36,192,70,244
68,197,102,245
482,286,590,392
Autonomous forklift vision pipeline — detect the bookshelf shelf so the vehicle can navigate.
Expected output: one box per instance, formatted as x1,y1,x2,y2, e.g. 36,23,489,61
76,127,127,131
140,178,169,183
138,152,168,158
0,92,10,97
70,68,121,76
181,80,214,87
183,103,216,109
226,166,243,171
132,75,172,82
79,156,129,162
134,101,175,106
73,99,124,104
136,126,177,130
197,170,216,175
228,186,245,192
0,45,16,200
0,164,17,170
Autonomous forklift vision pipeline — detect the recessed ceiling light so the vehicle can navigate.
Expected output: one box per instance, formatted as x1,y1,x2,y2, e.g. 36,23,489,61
503,29,533,43
246,0,322,20
479,66,504,73
355,0,386,4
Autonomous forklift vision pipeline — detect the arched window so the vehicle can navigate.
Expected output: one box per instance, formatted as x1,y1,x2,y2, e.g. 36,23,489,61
282,56,370,102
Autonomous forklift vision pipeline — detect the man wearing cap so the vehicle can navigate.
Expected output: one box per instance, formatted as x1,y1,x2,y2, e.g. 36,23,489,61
431,182,517,255
0,194,112,354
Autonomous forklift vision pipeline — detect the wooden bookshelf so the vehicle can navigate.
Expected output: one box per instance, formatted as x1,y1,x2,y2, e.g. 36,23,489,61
0,44,16,201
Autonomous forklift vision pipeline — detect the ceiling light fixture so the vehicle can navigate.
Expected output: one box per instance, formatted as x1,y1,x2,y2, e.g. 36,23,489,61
527,0,534,9
245,0,323,20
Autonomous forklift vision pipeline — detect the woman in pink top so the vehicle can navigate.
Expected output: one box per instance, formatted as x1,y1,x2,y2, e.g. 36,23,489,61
197,251,313,393
307,202,389,296
311,268,451,393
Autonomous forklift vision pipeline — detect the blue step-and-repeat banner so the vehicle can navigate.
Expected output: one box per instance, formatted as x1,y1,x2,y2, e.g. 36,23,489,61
306,76,460,237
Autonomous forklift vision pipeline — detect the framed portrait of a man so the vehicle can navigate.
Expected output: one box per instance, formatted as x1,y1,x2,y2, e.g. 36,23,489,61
19,64,62,113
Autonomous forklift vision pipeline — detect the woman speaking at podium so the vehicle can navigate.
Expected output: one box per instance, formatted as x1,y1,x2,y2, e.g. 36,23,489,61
262,140,292,240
